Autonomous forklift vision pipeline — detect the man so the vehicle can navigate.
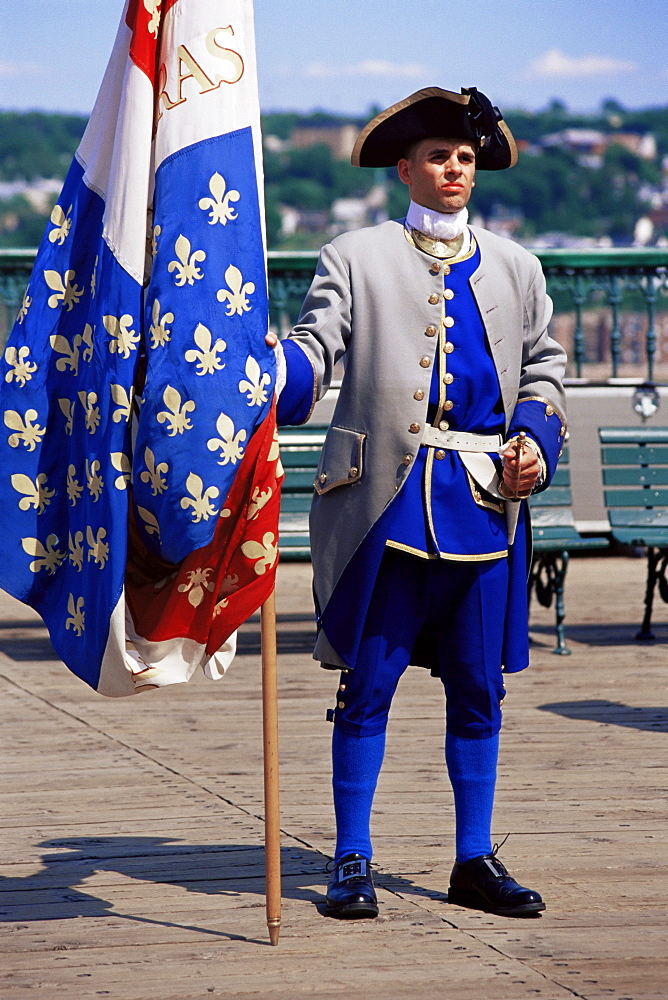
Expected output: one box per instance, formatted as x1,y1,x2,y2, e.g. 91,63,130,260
271,87,566,919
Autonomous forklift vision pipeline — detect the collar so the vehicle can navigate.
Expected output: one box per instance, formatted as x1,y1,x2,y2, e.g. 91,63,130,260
405,201,468,240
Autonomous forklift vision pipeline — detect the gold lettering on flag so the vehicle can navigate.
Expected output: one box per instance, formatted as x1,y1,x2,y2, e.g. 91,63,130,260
157,25,245,119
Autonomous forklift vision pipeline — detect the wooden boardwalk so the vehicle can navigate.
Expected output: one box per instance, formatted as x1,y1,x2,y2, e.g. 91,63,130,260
0,555,666,999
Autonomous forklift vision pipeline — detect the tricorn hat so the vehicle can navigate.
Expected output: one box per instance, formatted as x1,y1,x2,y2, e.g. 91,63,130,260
351,87,517,170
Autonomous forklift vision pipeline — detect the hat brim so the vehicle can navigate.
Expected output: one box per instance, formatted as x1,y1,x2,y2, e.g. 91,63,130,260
351,87,517,171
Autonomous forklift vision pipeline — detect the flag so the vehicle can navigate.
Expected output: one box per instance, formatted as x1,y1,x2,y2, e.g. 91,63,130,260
0,0,282,696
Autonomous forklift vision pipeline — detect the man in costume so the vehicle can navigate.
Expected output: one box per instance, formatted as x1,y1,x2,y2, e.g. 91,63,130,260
272,87,567,919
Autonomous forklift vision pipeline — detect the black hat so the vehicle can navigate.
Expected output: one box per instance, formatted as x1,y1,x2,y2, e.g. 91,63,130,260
351,87,517,170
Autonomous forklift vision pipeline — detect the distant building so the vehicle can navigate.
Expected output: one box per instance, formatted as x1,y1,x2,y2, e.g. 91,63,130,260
540,129,657,168
290,124,359,161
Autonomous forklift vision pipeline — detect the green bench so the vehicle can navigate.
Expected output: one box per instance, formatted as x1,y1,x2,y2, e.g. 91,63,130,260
599,426,668,640
529,445,609,655
278,424,327,560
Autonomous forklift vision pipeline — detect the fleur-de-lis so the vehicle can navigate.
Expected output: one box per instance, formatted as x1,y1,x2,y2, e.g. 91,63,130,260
110,452,132,490
198,172,240,225
81,323,95,363
48,203,73,245
86,525,109,568
110,383,134,423
22,534,65,575
90,257,98,298
139,447,168,495
149,298,174,349
241,531,278,576
167,234,206,287
58,398,75,435
157,385,195,436
143,0,161,37
86,459,104,501
78,390,100,434
206,411,246,466
177,566,215,608
69,531,84,571
216,264,255,316
44,269,83,311
268,427,285,477
184,323,226,376
4,408,45,451
50,333,82,375
65,594,85,636
11,472,55,514
16,288,31,324
4,345,38,386
179,472,220,523
150,224,161,258
104,313,140,359
137,506,160,538
247,486,273,521
67,464,83,506
239,355,271,406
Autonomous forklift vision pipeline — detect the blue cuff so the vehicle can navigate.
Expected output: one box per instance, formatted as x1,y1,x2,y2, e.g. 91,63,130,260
276,340,317,426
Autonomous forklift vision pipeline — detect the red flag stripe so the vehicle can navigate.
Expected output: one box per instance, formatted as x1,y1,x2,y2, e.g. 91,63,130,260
126,0,181,85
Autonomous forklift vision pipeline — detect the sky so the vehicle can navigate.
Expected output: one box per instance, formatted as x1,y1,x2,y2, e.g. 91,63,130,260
0,0,666,118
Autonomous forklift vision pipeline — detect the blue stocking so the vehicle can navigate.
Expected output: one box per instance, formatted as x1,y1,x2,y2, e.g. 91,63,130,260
332,726,386,861
445,731,499,863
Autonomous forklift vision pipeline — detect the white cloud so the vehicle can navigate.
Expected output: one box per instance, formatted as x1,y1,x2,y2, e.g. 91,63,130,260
526,48,636,78
305,59,426,80
0,60,42,78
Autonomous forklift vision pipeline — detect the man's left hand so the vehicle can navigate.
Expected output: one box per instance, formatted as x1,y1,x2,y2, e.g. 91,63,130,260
502,438,540,497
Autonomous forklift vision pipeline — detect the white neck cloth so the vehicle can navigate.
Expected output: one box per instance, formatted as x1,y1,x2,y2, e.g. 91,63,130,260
406,201,469,240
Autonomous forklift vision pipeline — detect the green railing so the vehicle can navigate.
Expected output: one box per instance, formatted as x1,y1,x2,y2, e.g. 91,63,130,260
2,246,668,382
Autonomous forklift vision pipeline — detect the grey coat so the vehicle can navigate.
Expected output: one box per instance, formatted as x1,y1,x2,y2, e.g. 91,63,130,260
288,219,567,665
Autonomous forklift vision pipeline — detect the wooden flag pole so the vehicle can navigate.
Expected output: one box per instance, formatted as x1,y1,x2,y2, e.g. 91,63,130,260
261,589,281,945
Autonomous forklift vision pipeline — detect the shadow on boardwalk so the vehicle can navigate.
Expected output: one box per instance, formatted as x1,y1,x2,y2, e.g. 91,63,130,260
538,699,668,732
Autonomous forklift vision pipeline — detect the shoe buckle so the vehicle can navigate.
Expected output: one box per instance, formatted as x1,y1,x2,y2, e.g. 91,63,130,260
339,858,367,882
483,856,505,878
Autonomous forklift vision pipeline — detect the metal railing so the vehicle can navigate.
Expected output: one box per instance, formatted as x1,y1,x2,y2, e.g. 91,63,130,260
2,246,668,382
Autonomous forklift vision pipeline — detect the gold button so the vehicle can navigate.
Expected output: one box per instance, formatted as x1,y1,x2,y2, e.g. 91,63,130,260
402,454,412,466
428,293,440,305
319,473,327,483
546,405,554,416
443,373,454,385
444,400,454,411
444,288,454,300
339,683,346,691
349,466,358,478
425,325,437,337
394,484,399,491
338,701,345,709
439,419,450,431
419,356,431,368
444,342,454,354
444,315,454,328
443,264,451,275
409,422,420,434
414,389,425,401
435,449,446,460
429,262,441,274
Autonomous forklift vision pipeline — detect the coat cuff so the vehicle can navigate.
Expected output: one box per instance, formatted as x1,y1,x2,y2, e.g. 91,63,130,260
276,340,318,426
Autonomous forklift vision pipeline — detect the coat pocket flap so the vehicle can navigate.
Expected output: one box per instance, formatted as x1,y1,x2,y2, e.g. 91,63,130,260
314,426,365,495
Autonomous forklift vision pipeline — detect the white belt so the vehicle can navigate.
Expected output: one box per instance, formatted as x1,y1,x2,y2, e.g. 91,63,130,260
421,427,503,453
420,426,522,545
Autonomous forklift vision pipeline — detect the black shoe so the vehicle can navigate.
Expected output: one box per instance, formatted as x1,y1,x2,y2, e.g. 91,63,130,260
325,853,379,919
448,852,545,917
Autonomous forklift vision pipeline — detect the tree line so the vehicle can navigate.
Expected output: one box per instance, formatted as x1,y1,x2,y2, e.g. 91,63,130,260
1,102,667,249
